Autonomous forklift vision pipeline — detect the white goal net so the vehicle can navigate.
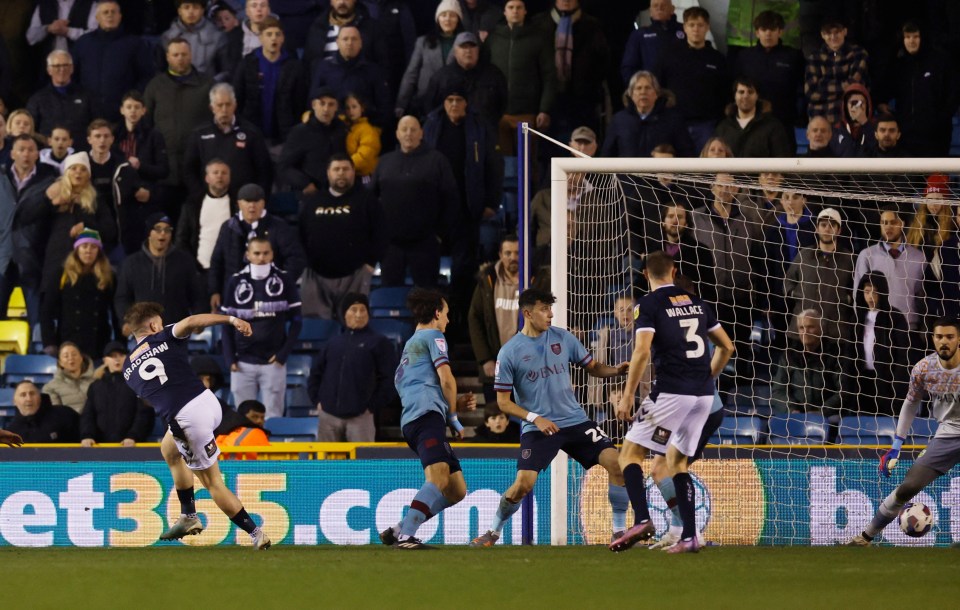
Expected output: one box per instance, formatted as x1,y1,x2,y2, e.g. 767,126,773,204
543,156,960,547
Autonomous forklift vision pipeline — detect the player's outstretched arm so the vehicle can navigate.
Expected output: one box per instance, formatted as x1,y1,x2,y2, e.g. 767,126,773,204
584,359,630,379
707,326,735,378
173,314,252,339
497,391,559,435
617,332,653,421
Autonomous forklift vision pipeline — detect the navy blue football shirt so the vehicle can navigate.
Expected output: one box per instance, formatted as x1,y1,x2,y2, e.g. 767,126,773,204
123,325,208,421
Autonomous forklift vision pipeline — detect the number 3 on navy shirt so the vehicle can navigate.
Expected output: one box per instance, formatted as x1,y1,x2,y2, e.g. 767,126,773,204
139,357,169,385
678,319,705,358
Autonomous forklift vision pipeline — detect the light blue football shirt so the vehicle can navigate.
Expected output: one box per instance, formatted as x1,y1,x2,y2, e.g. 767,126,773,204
395,328,450,428
494,327,593,434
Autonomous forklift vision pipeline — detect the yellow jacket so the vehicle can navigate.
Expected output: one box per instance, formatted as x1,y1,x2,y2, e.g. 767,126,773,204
344,116,382,176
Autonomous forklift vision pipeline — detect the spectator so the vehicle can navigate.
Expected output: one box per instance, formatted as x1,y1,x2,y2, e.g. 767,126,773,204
468,234,520,403
642,202,715,302
584,294,635,422
304,0,381,79
114,90,169,255
372,115,459,287
220,237,302,419
487,0,557,153
216,399,271,459
854,205,927,330
208,183,305,309
84,119,121,230
865,113,907,158
114,212,204,323
26,0,98,56
233,17,307,146
6,380,79,443
223,0,273,70
33,151,117,296
601,70,694,158
457,0,500,41
160,0,228,80
713,77,792,158
6,109,39,142
733,9,804,147
620,0,683,84
79,341,153,446
784,207,855,342
422,31,508,132
42,341,95,414
310,25,393,129
845,273,911,416
175,158,236,274
40,228,115,358
770,308,842,418
182,82,272,199
743,171,784,229
298,154,383,320
803,116,833,157
804,19,869,125
396,0,462,118
209,1,240,34
0,174,15,314
365,0,418,95
653,6,729,151
422,84,502,334
828,85,874,158
469,402,520,443
279,86,347,195
143,37,215,216
906,175,954,263
699,136,733,159
532,0,610,134
40,125,76,173
0,114,9,173
6,134,59,199
307,292,397,442
343,92,381,182
25,50,92,144
885,22,956,158
72,1,153,122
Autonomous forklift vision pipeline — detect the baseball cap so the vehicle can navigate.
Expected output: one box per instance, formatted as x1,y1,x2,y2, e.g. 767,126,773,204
454,32,479,47
817,208,842,226
571,126,597,144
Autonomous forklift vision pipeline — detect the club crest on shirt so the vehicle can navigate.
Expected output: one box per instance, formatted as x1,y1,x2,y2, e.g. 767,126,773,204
551,342,562,355
435,338,447,353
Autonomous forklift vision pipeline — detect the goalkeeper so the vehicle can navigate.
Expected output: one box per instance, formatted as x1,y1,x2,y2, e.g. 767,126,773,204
847,318,960,545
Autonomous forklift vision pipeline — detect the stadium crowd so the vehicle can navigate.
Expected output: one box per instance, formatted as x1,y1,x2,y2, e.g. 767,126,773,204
0,0,958,444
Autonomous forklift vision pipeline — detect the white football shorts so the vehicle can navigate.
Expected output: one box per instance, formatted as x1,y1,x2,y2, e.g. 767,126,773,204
624,392,713,457
169,389,223,471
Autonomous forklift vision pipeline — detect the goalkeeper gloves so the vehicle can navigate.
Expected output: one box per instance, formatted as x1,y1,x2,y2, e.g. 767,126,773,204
879,435,906,478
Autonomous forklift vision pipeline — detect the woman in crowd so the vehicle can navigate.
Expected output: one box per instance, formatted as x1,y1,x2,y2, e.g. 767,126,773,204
396,0,463,118
700,136,734,158
906,174,955,263
42,341,96,415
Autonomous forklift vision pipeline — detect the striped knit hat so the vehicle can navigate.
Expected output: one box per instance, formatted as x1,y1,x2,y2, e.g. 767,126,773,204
73,228,102,250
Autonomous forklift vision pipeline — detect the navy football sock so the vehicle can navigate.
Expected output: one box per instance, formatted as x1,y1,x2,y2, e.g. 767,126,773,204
673,473,697,540
230,508,258,534
176,487,196,516
622,464,651,524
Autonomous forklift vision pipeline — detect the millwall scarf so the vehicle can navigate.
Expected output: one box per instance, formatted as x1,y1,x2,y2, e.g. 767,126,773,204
555,10,575,83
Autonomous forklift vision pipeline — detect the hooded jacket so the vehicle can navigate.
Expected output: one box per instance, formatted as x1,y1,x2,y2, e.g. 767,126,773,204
829,83,876,158
114,243,204,323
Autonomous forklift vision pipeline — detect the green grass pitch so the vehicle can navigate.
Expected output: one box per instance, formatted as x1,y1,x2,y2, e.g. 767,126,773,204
5,546,959,609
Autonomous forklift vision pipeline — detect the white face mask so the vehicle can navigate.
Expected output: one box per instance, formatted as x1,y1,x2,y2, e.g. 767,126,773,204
249,262,271,279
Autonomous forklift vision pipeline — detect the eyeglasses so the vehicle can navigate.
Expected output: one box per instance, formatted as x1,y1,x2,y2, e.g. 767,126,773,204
152,226,174,234
49,64,73,69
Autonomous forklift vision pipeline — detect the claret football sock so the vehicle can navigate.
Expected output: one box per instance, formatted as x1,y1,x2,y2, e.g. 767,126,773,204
399,482,445,537
230,508,258,534
608,484,629,532
491,495,522,534
176,487,196,516
672,473,697,540
622,464,651,524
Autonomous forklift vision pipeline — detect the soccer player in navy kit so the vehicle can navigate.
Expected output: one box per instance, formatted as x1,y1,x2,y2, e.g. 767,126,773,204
122,301,272,550
471,288,634,547
614,251,734,553
379,288,476,549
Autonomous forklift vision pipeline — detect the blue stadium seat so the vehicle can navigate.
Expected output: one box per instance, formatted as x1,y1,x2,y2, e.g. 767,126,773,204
794,127,809,155
768,414,827,444
732,384,771,417
369,287,412,319
837,416,897,445
0,387,15,420
295,318,339,352
285,354,312,387
502,155,518,189
285,385,314,410
265,416,317,442
908,418,939,444
709,416,767,445
368,318,413,355
3,354,58,386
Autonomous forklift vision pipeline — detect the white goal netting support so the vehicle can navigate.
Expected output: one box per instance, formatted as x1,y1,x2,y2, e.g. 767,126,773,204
542,155,960,546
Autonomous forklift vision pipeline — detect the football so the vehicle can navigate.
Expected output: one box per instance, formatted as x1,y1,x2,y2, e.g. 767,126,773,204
899,502,934,538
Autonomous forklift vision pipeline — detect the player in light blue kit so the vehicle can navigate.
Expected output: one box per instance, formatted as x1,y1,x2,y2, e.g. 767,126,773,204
614,252,734,553
471,288,634,547
122,302,271,549
379,288,475,549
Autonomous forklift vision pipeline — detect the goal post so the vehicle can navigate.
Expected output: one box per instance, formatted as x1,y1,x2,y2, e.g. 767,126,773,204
542,154,960,546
